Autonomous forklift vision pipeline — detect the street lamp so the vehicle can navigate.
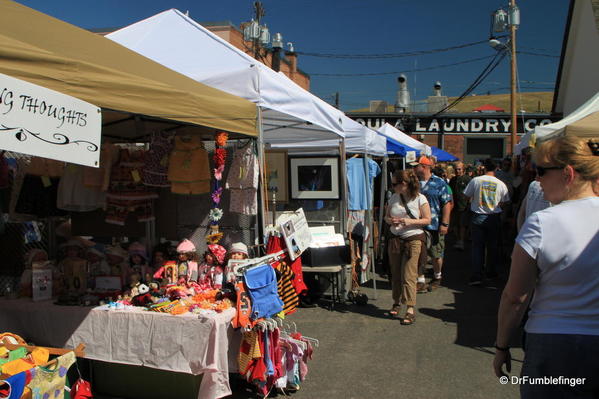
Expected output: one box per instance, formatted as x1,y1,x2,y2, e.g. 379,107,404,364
490,2,520,155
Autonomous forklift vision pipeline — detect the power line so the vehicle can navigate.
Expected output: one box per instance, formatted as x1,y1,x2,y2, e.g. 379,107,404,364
516,51,560,58
294,38,495,59
310,55,496,77
432,49,508,116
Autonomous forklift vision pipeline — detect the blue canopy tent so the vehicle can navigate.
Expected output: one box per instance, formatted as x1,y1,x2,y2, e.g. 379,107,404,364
431,146,459,162
386,137,420,156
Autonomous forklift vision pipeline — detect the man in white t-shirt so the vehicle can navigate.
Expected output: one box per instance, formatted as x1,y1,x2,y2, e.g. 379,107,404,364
463,158,510,286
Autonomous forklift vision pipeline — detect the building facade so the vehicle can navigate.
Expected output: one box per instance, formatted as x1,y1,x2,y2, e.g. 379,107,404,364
347,112,561,163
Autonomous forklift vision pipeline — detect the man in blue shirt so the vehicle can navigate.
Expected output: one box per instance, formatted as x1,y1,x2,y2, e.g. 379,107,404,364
411,156,453,291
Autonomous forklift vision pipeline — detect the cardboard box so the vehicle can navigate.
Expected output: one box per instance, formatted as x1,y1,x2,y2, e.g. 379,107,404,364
301,245,350,267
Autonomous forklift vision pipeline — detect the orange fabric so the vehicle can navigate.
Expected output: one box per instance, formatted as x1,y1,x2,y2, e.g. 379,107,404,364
232,281,252,329
31,348,49,366
167,136,211,195
1,358,34,375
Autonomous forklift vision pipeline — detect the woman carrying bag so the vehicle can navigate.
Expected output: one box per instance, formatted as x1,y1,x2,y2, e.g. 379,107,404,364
385,169,431,325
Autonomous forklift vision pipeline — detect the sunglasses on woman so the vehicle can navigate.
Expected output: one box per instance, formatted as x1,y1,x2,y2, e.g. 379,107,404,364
393,181,405,187
536,165,563,177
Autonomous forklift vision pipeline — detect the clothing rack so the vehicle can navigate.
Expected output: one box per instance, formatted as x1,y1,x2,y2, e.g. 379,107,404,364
234,250,285,276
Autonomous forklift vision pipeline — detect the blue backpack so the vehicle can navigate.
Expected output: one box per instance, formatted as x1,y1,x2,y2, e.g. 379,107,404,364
244,264,283,320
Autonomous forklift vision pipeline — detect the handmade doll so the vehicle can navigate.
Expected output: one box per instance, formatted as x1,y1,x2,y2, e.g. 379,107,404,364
86,245,110,286
199,244,226,290
105,245,128,288
57,239,87,294
175,239,199,285
225,242,249,284
126,242,153,285
19,248,49,297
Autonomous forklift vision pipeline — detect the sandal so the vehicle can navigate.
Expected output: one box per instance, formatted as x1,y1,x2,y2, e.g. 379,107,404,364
389,304,401,316
400,312,416,325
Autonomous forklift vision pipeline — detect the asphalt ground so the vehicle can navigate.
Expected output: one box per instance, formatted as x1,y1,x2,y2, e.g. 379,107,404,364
230,237,524,399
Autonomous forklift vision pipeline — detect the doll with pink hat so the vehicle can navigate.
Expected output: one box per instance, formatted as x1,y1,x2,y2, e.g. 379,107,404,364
198,244,226,290
175,239,199,285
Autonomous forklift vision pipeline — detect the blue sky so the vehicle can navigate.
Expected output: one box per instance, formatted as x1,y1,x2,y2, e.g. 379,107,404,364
15,0,569,111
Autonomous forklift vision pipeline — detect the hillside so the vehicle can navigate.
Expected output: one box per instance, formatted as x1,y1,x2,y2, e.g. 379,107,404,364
349,91,554,113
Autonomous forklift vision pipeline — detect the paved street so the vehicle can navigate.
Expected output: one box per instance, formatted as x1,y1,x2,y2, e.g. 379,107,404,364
232,241,524,398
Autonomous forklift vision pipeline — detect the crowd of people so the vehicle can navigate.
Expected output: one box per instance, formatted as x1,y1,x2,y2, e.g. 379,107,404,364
385,135,599,397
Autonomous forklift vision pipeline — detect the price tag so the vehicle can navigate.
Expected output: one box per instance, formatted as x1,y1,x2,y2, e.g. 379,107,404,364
131,170,141,183
40,176,52,187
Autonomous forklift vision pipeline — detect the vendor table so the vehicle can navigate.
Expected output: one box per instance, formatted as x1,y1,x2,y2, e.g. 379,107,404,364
301,265,350,310
0,299,238,399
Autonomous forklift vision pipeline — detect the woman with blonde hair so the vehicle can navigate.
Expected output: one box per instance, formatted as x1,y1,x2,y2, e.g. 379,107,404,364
494,136,599,397
385,169,431,325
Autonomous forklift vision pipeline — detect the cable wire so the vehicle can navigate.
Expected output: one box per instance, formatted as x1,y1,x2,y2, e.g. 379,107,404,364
432,49,508,116
294,39,497,59
310,55,495,77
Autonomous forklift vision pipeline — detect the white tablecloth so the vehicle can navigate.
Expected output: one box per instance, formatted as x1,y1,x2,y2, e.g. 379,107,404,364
0,299,238,399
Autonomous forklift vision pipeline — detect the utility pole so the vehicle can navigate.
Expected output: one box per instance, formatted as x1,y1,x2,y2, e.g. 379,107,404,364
253,1,265,60
334,92,340,109
509,0,518,155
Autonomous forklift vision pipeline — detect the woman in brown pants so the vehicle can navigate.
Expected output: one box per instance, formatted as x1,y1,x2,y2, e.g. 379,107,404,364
385,169,431,325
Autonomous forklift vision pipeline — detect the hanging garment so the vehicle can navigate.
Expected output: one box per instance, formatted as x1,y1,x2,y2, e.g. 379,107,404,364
167,136,210,195
244,264,284,320
57,164,106,212
0,369,33,399
27,351,75,399
15,175,68,218
232,281,252,329
105,149,158,225
143,132,173,188
274,261,299,315
82,141,116,191
266,234,307,295
238,331,262,375
226,144,259,215
346,157,381,211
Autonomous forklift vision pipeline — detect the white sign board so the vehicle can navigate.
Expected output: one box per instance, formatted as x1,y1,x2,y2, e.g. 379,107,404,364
0,73,101,167
405,151,416,163
277,208,312,261
32,268,52,302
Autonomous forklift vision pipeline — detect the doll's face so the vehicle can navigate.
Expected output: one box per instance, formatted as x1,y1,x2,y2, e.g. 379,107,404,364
204,253,216,264
230,252,247,260
178,253,189,261
65,247,80,258
153,251,165,266
131,254,144,265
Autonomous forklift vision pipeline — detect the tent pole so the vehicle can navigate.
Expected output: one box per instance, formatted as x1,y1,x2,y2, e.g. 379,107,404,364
257,107,267,250
339,139,348,300
363,154,377,300
377,155,388,264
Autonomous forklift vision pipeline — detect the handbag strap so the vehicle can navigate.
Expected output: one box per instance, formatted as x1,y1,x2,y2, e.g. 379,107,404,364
399,194,418,220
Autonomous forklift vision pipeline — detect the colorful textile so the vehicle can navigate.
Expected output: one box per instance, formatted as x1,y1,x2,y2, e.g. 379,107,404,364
167,136,210,195
266,234,307,295
27,351,75,399
226,144,259,215
274,262,299,315
143,132,173,188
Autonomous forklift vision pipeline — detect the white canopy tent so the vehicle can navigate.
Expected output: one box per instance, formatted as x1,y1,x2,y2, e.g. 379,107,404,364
106,9,346,143
516,91,599,154
272,116,387,156
377,123,432,155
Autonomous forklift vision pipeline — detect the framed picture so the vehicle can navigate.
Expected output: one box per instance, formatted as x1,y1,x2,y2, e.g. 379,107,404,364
265,150,289,203
289,157,340,200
